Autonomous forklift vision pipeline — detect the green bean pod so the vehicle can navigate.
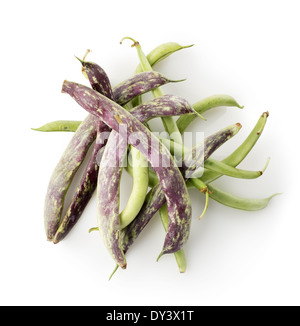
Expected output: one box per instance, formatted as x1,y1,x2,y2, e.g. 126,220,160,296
135,42,194,74
204,157,268,179
177,94,244,134
201,111,269,184
119,148,148,229
206,184,280,211
32,120,82,132
126,155,158,188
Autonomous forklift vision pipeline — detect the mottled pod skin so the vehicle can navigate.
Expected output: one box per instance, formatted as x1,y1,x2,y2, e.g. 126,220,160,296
112,71,181,106
121,123,241,255
80,61,113,99
44,114,98,240
52,60,113,243
97,94,198,268
62,81,192,261
131,95,195,122
97,132,127,268
183,124,242,179
52,120,109,243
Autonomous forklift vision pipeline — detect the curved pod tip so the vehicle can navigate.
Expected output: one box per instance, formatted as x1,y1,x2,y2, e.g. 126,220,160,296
75,50,92,79
75,49,91,64
170,78,187,83
182,44,195,49
264,192,282,208
156,251,164,262
261,157,271,174
74,55,84,64
270,192,282,199
194,110,207,121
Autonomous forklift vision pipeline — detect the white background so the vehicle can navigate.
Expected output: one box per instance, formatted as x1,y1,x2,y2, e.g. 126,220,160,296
0,0,299,306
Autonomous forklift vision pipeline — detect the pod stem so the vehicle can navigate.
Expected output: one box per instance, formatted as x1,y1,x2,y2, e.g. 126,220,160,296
190,178,210,219
120,36,139,47
74,55,84,64
83,49,91,61
198,190,210,220
156,251,164,262
262,157,271,174
88,226,99,233
109,265,119,280
181,44,195,49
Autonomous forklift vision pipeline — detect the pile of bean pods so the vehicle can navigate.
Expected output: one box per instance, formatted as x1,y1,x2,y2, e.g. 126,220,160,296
34,37,278,277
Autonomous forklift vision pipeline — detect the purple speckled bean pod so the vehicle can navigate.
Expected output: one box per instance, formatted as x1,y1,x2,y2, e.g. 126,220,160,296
112,71,182,106
52,60,112,243
97,94,198,268
183,123,242,179
97,132,127,267
121,123,242,255
47,59,113,243
62,80,193,262
131,95,197,122
52,120,109,243
80,59,113,99
44,114,98,240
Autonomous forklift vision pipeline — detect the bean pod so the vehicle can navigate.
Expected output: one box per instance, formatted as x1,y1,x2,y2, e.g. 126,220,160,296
32,120,82,132
97,94,199,268
112,71,184,106
51,58,113,243
44,114,98,240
